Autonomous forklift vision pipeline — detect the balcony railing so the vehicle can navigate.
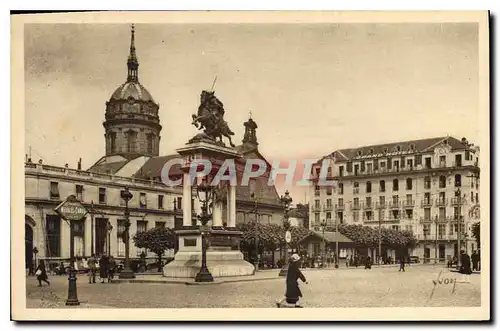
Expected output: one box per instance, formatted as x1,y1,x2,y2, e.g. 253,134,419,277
376,202,386,209
420,199,432,207
403,200,415,208
351,204,361,211
311,206,322,212
324,204,334,211
363,202,373,210
435,199,448,207
335,204,345,211
451,197,466,205
389,201,400,209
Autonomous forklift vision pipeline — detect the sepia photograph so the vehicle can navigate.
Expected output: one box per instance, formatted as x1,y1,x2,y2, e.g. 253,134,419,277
11,11,490,321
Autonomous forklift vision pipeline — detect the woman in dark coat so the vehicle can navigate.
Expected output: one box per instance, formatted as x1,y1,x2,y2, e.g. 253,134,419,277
459,250,472,283
35,260,50,287
277,254,308,307
99,255,109,283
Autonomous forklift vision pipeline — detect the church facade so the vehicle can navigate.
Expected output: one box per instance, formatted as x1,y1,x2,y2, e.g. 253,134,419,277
24,25,285,270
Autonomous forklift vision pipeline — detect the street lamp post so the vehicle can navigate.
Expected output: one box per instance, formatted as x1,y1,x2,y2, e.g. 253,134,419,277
33,246,38,274
335,216,339,269
195,176,214,282
320,220,326,268
119,187,135,279
279,190,293,277
107,222,113,255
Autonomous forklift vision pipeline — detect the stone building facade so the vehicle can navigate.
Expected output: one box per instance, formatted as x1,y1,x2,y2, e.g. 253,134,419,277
309,136,481,262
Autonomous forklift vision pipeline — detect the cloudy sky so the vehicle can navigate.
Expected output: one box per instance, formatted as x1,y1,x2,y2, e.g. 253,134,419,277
25,23,479,202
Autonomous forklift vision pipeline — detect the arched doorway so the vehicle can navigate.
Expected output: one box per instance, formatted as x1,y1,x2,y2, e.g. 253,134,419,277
25,223,33,270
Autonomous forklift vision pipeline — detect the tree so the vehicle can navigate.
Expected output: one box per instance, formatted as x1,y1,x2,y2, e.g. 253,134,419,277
471,222,480,247
133,227,176,271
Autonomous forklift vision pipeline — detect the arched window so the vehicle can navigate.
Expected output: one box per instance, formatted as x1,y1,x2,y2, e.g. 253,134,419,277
439,175,446,188
406,178,413,190
379,180,385,192
455,174,462,187
393,179,399,191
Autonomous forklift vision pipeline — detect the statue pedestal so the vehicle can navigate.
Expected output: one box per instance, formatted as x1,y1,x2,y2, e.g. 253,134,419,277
163,229,255,278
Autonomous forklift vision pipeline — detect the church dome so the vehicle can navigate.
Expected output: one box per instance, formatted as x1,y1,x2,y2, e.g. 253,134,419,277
110,81,155,103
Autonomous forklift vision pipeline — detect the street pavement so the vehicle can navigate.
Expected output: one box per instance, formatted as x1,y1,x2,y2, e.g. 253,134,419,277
25,265,480,308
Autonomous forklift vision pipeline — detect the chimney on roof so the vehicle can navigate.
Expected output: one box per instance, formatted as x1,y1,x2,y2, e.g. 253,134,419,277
77,158,82,170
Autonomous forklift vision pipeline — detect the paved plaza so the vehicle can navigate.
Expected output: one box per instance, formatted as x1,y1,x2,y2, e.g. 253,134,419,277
25,265,480,309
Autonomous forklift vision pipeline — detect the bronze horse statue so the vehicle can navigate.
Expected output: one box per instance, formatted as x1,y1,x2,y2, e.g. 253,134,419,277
192,91,235,147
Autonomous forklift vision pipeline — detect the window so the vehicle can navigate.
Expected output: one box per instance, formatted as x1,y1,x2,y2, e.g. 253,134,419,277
354,164,359,176
424,192,431,205
439,207,446,220
391,210,400,220
72,220,85,257
366,197,372,208
424,176,431,189
454,207,459,220
353,198,360,208
353,211,359,222
314,200,320,208
423,224,431,236
137,220,147,233
415,155,422,166
393,179,399,191
366,181,372,193
346,162,352,173
314,185,320,196
127,130,137,153
50,182,59,199
380,161,386,168
326,199,332,208
326,187,332,196
396,146,401,152
406,194,413,205
406,178,413,190
147,134,154,155
439,175,446,188
367,163,373,173
455,154,462,167
405,209,413,219
379,180,386,192
339,166,344,177
326,212,332,221
353,182,359,194
314,213,320,223
401,157,405,168
471,192,474,203
176,197,182,210
337,212,344,223
338,183,344,195
139,193,147,208
117,219,126,257
45,215,61,257
75,185,84,201
119,190,126,206
338,198,344,207
365,211,373,220
439,155,446,167
407,159,413,169
424,208,431,221
476,193,479,203
99,188,106,204
379,196,385,208
438,224,446,238
425,157,432,169
155,221,165,228
455,174,462,187
361,161,366,173
110,132,117,153
158,195,164,209
378,209,384,221
394,160,400,170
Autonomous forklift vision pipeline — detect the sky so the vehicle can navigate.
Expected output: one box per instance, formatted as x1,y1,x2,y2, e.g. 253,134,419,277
24,23,479,203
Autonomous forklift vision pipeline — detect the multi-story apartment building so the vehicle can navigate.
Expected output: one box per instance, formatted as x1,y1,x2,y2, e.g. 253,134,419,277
309,136,480,262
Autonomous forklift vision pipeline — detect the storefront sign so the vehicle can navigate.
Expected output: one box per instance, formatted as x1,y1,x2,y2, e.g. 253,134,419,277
55,195,88,221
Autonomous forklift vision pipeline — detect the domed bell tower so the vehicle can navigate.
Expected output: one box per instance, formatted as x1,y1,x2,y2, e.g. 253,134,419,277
103,24,162,157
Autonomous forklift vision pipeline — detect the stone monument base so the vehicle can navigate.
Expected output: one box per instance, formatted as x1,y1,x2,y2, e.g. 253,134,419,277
163,229,255,278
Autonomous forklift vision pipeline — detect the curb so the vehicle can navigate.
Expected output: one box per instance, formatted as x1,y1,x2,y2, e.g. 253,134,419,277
113,275,280,285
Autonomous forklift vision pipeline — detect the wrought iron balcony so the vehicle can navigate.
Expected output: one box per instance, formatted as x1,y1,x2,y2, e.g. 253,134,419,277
351,204,361,211
389,201,401,209
451,197,466,205
335,204,345,211
324,204,334,211
311,205,322,212
403,200,415,208
435,198,448,207
375,202,386,209
420,199,432,208
363,202,373,210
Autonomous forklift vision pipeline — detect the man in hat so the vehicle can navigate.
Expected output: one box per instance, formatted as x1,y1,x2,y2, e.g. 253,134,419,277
276,254,308,308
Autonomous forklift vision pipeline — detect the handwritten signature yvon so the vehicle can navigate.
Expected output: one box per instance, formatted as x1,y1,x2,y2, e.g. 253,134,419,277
429,270,457,299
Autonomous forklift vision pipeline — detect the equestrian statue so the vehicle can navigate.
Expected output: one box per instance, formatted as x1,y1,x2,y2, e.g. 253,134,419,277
191,90,236,147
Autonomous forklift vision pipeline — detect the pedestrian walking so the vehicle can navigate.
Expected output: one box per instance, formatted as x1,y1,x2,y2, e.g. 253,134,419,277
276,254,308,308
35,260,50,287
364,256,372,270
87,254,97,284
99,255,109,283
108,256,116,282
459,250,472,283
399,256,405,272
471,250,479,271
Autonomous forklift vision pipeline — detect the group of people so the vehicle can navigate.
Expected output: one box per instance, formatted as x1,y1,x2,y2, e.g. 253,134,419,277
87,254,118,284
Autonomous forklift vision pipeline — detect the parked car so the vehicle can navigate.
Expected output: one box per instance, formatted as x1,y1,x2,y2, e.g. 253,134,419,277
409,256,420,263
